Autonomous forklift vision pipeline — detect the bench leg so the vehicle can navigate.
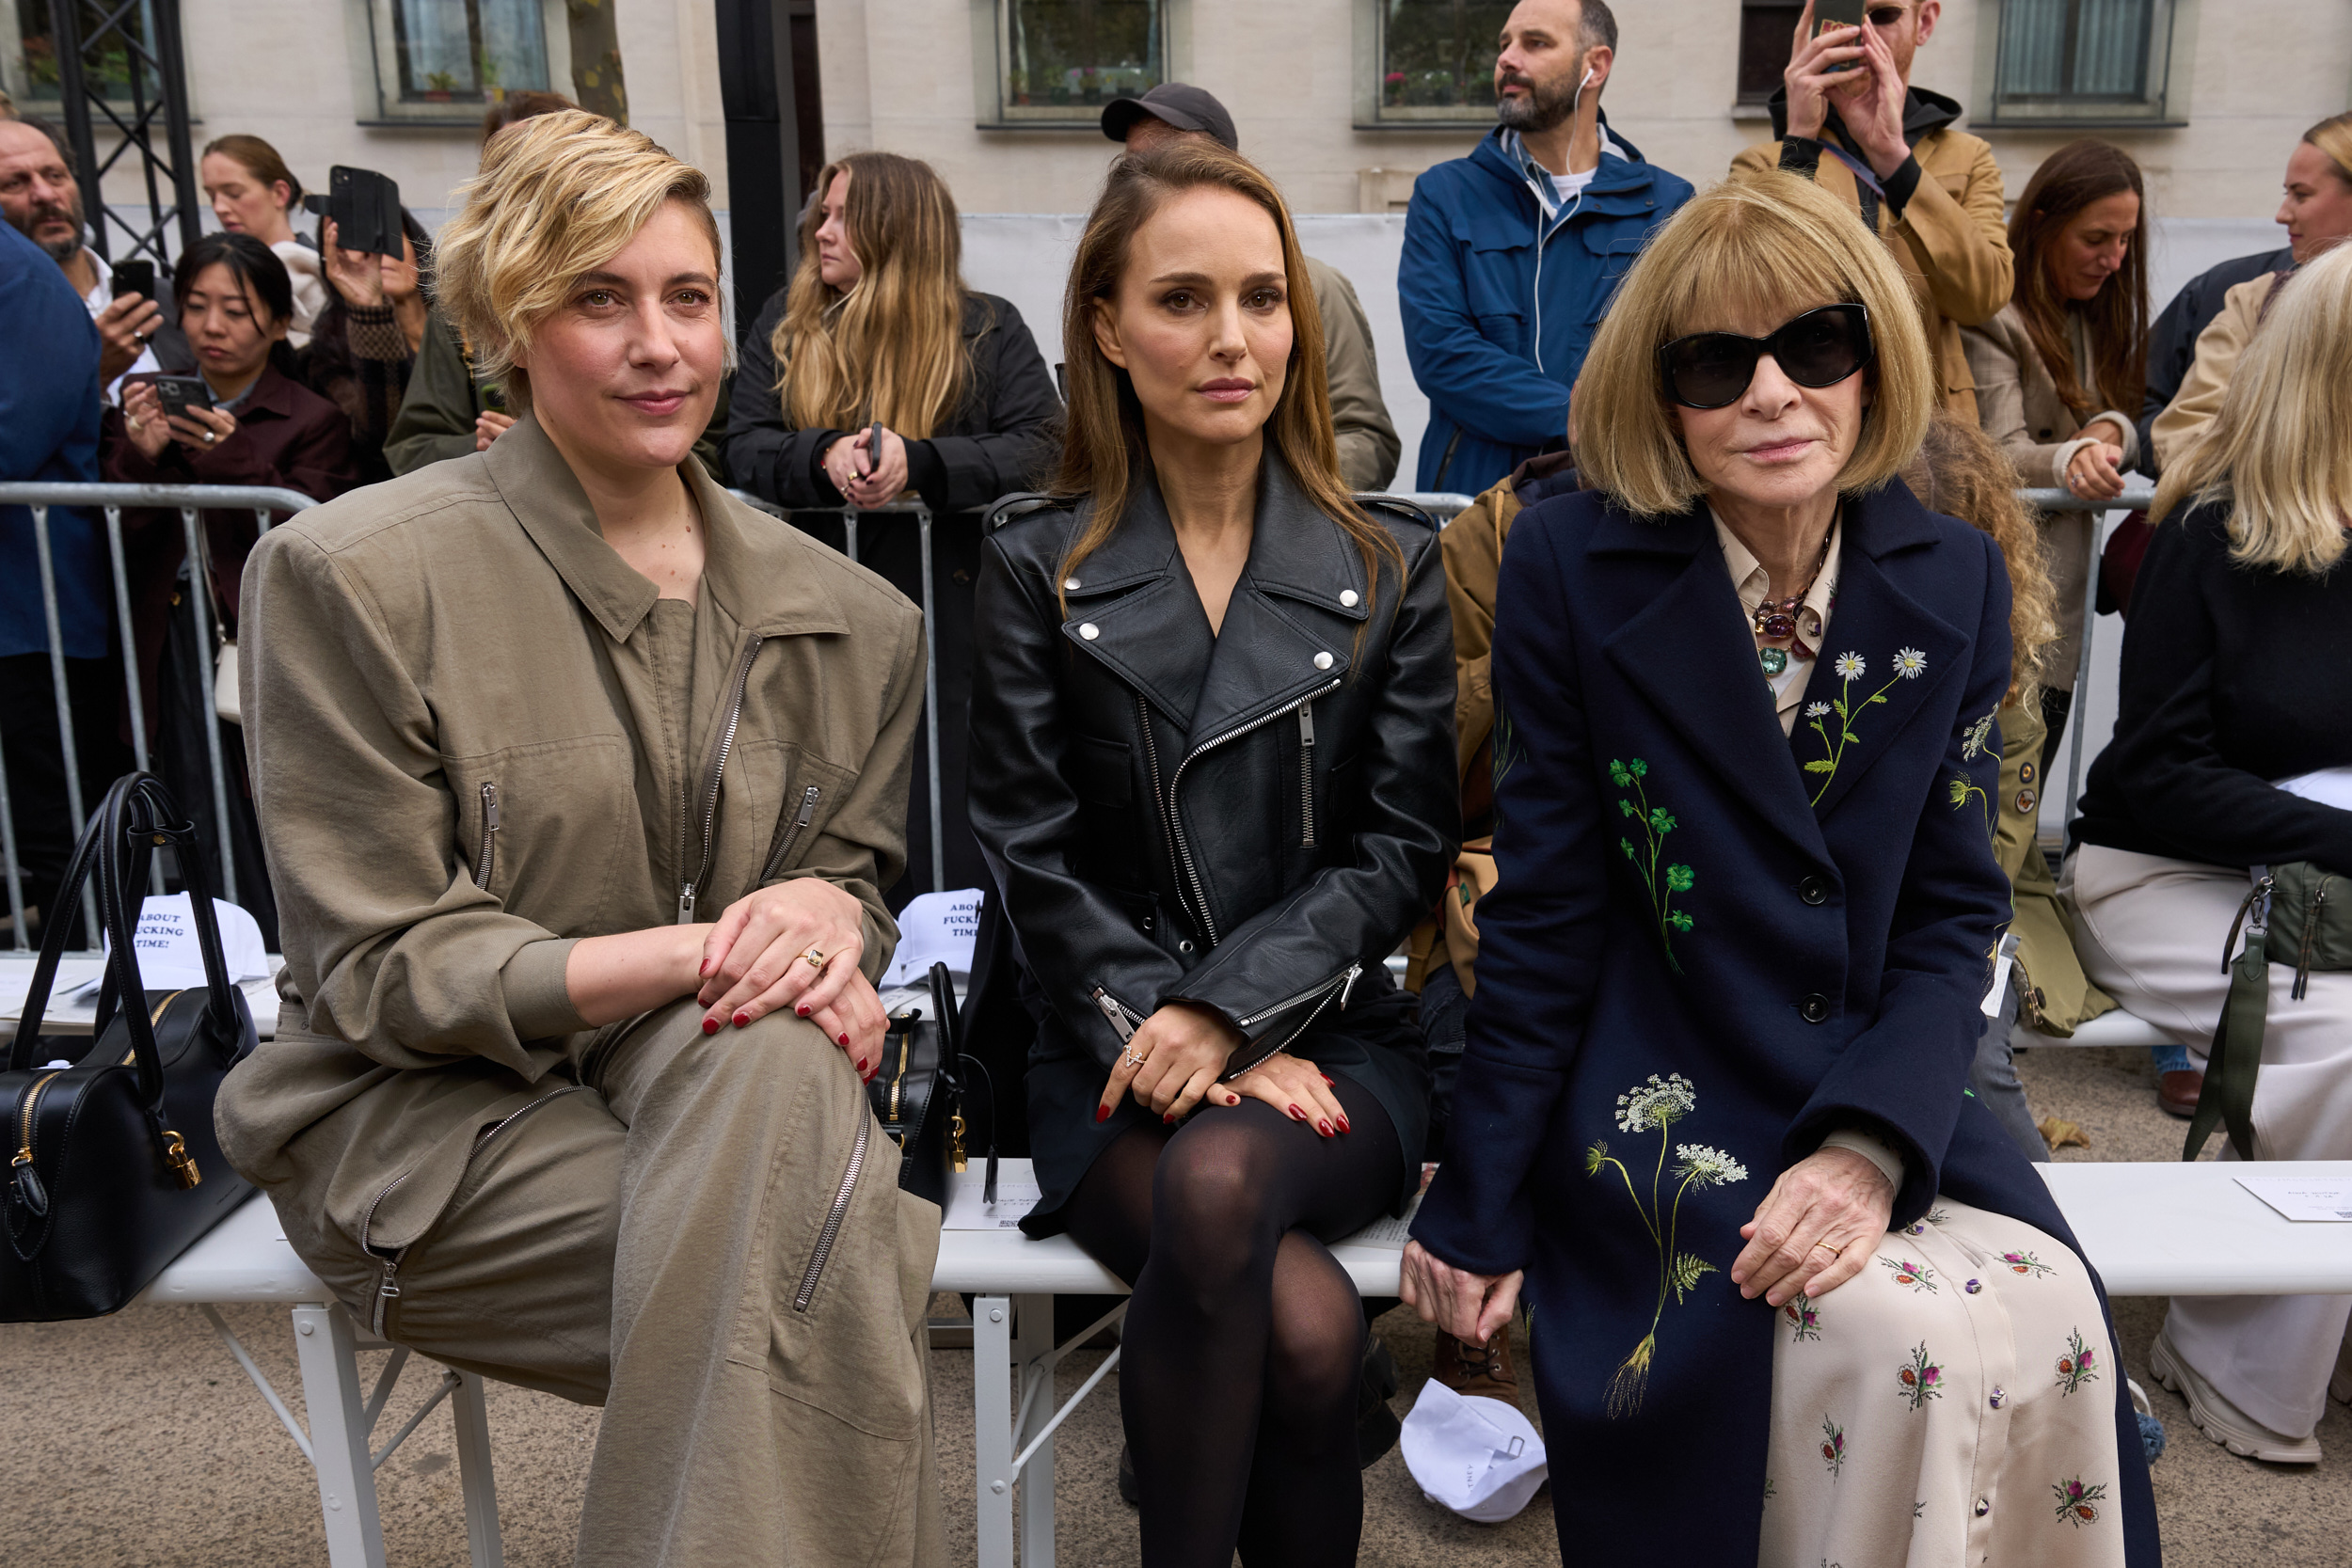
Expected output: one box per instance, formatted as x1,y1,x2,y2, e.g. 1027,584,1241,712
292,1303,389,1568
1013,1293,1056,1568
450,1370,505,1568
973,1295,1015,1568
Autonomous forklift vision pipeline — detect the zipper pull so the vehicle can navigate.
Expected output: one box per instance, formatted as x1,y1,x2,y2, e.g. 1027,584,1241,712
9,1149,47,1218
482,780,500,832
793,784,819,830
373,1258,402,1337
1298,703,1315,750
677,885,696,925
1090,987,1137,1043
1339,962,1363,1010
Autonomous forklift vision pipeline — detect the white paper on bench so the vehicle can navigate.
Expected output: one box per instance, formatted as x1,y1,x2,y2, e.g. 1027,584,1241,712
944,1161,1043,1229
2234,1175,2352,1223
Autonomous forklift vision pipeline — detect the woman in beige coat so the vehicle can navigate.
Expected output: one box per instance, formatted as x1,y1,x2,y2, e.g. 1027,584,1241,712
1962,140,2148,769
221,112,943,1567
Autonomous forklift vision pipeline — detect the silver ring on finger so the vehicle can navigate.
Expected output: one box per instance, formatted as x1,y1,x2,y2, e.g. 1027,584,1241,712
1121,1046,1147,1069
201,430,216,443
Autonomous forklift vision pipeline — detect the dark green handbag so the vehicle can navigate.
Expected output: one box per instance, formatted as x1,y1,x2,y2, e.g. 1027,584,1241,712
2186,863,2352,1161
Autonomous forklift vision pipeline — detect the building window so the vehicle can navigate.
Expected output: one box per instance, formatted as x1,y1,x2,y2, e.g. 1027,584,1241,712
351,0,570,126
1980,0,2185,126
1359,0,1514,128
1,1,152,110
1737,3,1803,105
981,0,1166,125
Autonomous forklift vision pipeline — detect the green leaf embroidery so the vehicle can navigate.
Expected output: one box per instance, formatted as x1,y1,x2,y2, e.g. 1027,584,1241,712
1665,863,1695,894
1671,1252,1718,1303
1610,758,1696,971
1804,647,1930,804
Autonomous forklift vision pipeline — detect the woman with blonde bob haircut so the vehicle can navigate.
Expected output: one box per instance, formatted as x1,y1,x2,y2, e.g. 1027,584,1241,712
725,150,1058,899
965,139,1456,1564
1403,169,2158,1566
2067,241,2352,1468
223,108,946,1567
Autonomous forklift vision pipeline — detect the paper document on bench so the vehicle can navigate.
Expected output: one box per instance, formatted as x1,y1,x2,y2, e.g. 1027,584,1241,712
1338,1192,1426,1249
2235,1175,2352,1223
944,1158,1042,1229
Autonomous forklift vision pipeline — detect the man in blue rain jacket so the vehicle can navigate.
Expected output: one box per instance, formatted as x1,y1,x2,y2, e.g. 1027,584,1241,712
1400,0,1692,496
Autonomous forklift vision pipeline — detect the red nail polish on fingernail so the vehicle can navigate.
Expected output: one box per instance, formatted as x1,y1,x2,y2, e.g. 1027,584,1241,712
732,1011,750,1029
1163,1114,1176,1125
838,1032,851,1046
1318,1119,1334,1136
1096,1105,1112,1123
698,958,712,977
1288,1104,1306,1121
857,1058,869,1073
797,1005,811,1018
701,1016,721,1036
1321,1074,1334,1085
1337,1117,1351,1132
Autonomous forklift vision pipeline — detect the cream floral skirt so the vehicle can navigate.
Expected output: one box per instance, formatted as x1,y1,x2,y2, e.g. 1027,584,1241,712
1758,1197,2125,1567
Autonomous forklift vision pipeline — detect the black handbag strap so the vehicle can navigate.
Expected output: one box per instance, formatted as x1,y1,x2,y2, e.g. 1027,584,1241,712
7,774,239,1104
2185,879,2271,1163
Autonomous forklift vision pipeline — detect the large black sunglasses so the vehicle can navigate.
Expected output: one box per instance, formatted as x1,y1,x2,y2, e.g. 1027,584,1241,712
1657,304,1874,410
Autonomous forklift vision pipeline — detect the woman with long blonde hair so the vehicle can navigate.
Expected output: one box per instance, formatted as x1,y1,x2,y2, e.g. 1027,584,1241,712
964,140,1455,1565
2068,240,2352,1468
725,150,1059,901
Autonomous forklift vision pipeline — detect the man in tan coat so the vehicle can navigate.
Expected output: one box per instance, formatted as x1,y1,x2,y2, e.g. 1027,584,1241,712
1732,0,2010,420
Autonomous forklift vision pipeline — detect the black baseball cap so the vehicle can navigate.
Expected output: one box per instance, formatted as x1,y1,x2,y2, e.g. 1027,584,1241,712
1101,83,1239,151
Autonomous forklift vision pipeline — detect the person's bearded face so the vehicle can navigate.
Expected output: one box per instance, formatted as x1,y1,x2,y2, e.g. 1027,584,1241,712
1495,49,1585,134
24,184,86,263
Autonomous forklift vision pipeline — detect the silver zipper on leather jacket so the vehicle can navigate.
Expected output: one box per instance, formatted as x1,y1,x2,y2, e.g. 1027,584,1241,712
792,1112,870,1312
679,634,767,924
1231,962,1364,1070
1298,701,1317,847
358,1085,590,1337
1159,680,1343,946
759,784,823,883
1091,986,1147,1042
471,782,500,889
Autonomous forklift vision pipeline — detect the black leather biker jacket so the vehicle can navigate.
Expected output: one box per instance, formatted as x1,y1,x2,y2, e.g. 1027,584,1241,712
966,456,1460,1078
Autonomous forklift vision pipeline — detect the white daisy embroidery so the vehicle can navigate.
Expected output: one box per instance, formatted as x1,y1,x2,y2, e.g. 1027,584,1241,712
1804,701,1832,719
1893,647,1929,679
1833,652,1866,680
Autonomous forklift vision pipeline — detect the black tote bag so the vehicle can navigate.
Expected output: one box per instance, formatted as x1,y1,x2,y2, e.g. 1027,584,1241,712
2,772,257,1320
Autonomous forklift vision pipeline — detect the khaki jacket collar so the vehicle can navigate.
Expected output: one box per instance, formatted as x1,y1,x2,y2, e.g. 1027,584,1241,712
481,414,850,642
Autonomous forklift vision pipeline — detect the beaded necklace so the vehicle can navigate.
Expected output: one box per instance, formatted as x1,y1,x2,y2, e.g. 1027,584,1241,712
1750,519,1836,680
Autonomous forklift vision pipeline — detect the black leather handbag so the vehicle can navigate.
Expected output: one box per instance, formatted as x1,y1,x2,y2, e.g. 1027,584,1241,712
867,961,994,1211
2,773,257,1320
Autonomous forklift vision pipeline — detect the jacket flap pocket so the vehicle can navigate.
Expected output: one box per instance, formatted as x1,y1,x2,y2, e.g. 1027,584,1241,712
1070,735,1133,807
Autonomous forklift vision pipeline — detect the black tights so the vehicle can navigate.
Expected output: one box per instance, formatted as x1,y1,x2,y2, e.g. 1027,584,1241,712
1062,1077,1402,1568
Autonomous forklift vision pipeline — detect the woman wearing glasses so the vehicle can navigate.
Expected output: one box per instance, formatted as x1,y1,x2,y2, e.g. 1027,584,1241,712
1401,171,2156,1566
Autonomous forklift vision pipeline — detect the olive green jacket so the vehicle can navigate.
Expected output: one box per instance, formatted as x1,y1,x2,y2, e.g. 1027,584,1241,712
1302,255,1403,493
384,308,730,483
218,416,924,1259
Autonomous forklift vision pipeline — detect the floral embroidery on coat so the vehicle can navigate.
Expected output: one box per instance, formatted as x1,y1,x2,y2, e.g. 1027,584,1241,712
2055,1329,2100,1396
1784,1293,1822,1342
1803,647,1930,804
1609,758,1695,971
1897,1341,1944,1411
2052,1476,2108,1528
2001,1249,2057,1278
1959,706,1996,762
1948,772,1993,833
1585,1074,1749,1417
1820,1416,1847,1480
1880,1255,1938,1292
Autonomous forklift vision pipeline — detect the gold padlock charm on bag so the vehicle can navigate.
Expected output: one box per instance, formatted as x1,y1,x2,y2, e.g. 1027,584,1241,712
160,1129,202,1189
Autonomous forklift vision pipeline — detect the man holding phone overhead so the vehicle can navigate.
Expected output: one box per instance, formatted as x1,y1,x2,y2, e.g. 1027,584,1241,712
1732,0,2010,421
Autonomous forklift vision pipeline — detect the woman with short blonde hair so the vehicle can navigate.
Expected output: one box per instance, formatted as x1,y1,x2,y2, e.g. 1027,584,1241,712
2069,240,2352,1468
1404,170,2157,1564
223,109,945,1566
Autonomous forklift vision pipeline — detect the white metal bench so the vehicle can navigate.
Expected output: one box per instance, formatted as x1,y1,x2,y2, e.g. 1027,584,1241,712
123,1158,2352,1568
2017,1006,2178,1050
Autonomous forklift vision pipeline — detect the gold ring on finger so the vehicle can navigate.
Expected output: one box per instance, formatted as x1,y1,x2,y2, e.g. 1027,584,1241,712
1813,1241,1842,1259
801,946,827,970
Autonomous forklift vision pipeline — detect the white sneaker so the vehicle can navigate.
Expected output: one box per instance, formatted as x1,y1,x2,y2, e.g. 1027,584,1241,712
2150,1328,2322,1465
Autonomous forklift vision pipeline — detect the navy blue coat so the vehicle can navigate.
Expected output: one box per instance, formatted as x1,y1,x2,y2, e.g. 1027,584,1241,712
1410,481,2158,1561
1399,120,1692,496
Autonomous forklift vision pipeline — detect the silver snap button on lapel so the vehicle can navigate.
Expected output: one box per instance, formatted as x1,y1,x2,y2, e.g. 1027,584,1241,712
1079,623,1100,641
1340,589,1359,608
1064,578,1082,591
1313,651,1333,670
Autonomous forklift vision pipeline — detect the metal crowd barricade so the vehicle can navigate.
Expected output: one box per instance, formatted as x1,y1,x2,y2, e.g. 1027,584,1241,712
2016,485,2156,835
0,481,316,951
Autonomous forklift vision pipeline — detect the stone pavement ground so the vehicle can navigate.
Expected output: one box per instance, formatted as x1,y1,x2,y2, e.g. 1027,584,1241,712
1,1044,2345,1565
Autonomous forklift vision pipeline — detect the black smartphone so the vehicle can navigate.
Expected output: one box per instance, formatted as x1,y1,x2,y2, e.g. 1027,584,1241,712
1814,0,1868,69
153,375,215,420
301,166,404,259
860,420,882,478
112,260,156,301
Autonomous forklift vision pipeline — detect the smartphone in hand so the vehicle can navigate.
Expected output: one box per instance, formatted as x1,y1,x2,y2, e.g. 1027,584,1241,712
112,260,156,301
859,420,882,479
1814,0,1868,70
153,375,216,420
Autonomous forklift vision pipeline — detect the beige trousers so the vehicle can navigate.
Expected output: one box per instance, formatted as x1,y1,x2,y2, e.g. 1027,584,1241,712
276,1000,946,1568
2065,844,2352,1437
1760,1198,2124,1567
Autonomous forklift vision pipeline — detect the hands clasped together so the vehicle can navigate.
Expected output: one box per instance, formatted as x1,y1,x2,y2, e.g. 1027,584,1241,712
694,879,889,1080
1403,1144,1897,1346
1094,1000,1355,1135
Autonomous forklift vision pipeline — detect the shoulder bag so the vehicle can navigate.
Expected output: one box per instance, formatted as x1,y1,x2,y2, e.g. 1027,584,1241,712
2185,863,2352,1162
867,960,996,1211
2,772,258,1319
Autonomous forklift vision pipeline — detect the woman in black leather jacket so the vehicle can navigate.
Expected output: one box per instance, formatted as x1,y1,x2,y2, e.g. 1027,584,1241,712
967,141,1457,1567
